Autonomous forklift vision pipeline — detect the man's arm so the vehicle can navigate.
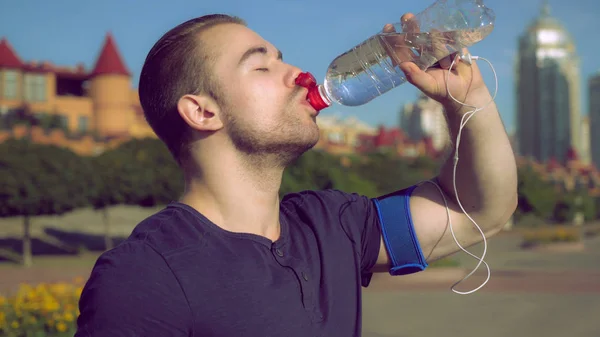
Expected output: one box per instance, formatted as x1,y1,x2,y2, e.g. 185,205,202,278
398,89,516,264
75,241,192,336
374,47,517,269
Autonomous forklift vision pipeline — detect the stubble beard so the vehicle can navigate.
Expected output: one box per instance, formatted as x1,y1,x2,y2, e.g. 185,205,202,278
224,106,320,169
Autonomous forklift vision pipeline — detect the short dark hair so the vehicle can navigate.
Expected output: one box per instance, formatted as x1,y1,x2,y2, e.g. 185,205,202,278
139,14,245,163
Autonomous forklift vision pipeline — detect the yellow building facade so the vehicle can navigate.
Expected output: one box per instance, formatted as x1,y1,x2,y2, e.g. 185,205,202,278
0,33,155,155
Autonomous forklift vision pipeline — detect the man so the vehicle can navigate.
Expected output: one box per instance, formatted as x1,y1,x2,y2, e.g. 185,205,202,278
75,13,517,337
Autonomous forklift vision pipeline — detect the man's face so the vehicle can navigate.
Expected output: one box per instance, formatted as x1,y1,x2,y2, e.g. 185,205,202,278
203,23,320,165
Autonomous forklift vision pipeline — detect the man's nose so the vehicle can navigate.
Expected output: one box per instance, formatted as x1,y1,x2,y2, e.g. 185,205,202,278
284,65,304,88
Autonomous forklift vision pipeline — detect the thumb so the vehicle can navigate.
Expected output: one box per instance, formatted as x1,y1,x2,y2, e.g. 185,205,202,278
400,62,436,93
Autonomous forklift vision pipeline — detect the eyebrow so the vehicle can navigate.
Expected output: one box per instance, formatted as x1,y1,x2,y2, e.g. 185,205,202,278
237,46,283,66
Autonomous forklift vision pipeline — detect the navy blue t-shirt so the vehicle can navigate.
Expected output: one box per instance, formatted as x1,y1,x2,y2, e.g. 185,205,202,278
75,189,419,337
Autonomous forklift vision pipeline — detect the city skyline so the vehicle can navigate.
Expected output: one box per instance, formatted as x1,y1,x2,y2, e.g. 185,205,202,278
0,0,599,133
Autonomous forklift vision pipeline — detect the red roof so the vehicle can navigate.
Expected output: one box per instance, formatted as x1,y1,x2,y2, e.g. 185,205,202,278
90,32,130,77
566,146,579,162
0,37,24,68
374,126,404,147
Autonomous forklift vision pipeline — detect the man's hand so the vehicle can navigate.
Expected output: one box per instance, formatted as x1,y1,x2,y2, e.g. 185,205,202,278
382,13,489,112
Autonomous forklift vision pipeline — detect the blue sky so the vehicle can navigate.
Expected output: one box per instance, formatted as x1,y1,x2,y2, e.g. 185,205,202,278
1,0,599,133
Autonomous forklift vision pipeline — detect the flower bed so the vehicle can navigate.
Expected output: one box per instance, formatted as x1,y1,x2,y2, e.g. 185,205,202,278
0,279,83,337
521,226,583,250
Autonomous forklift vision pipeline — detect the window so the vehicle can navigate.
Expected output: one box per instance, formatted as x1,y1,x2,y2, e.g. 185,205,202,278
59,115,69,129
78,115,89,133
3,70,19,99
24,73,47,102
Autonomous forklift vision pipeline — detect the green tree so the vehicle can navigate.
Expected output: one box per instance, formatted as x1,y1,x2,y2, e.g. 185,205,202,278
553,190,597,224
89,138,184,250
328,167,379,198
515,165,560,223
88,150,126,250
281,150,341,195
281,150,380,198
353,152,434,196
115,138,184,207
0,139,94,266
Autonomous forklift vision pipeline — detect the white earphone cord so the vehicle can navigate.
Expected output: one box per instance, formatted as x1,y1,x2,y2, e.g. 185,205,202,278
421,54,498,295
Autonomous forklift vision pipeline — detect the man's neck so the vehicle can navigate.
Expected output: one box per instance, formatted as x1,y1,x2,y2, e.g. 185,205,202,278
179,153,284,242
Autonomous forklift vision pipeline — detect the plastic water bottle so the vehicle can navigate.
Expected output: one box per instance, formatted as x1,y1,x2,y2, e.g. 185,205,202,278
296,0,495,110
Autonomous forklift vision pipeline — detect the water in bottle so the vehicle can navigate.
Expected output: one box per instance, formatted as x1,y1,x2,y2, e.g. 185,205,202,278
298,0,495,110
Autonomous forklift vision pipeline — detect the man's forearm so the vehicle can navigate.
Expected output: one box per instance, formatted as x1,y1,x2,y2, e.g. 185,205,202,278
436,87,518,234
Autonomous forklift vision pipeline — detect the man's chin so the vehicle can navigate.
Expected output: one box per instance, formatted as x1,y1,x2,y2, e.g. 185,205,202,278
279,137,319,165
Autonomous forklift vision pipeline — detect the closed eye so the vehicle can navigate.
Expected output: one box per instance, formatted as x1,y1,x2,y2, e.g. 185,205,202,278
256,68,269,72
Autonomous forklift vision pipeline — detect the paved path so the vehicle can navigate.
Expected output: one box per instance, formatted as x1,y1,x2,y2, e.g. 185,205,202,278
360,234,600,337
367,268,600,294
361,291,600,337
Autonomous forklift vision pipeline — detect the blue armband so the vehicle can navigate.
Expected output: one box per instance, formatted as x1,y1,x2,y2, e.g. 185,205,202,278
373,185,428,276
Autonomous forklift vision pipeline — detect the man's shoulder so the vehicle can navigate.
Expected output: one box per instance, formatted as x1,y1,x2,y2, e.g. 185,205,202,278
121,203,208,257
86,204,205,286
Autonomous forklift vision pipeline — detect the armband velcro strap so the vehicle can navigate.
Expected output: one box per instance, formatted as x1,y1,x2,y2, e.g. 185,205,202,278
373,185,428,276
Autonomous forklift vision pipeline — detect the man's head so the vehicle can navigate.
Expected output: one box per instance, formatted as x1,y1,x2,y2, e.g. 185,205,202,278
139,14,320,170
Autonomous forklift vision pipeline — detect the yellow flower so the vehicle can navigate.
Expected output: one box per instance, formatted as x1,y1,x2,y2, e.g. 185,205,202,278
26,290,37,300
56,321,68,332
11,320,19,329
64,312,74,322
44,299,60,312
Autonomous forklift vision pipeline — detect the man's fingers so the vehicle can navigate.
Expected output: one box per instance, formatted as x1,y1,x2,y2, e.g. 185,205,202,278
401,13,420,33
382,23,396,33
400,62,436,93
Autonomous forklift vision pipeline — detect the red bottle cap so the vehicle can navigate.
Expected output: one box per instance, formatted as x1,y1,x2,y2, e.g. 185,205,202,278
295,72,331,111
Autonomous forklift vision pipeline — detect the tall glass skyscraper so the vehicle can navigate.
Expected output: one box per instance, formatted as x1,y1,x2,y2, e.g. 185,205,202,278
515,2,581,163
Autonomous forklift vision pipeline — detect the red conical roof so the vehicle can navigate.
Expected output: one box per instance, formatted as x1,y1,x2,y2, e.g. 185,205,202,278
91,32,130,77
0,37,24,69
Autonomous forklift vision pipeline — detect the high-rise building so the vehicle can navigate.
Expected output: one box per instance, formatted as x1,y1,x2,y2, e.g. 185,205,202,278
399,92,449,152
515,2,581,164
589,71,600,169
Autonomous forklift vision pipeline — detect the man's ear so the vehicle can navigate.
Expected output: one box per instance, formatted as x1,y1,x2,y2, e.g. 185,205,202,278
177,94,224,132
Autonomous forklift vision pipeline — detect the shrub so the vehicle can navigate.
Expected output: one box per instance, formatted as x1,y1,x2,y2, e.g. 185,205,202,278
521,226,581,248
0,278,83,337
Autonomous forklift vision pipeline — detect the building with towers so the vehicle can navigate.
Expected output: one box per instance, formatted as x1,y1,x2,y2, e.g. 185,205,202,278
0,33,155,155
589,71,600,169
515,2,582,164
